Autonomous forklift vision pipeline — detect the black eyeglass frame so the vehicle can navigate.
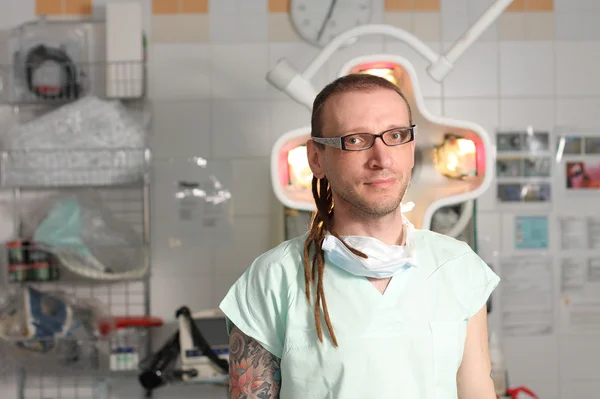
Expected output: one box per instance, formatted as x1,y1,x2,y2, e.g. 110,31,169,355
311,125,416,151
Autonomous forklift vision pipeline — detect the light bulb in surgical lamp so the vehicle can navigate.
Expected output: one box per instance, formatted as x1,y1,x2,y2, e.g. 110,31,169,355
350,62,402,87
287,145,313,189
434,135,477,179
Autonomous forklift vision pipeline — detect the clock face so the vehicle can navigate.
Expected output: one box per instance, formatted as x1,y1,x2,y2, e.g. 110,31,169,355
290,0,373,48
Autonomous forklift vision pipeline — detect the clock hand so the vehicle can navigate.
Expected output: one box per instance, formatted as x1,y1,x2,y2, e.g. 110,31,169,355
317,0,338,42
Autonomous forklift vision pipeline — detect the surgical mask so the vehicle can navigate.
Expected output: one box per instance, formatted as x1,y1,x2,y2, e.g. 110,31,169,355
321,202,418,279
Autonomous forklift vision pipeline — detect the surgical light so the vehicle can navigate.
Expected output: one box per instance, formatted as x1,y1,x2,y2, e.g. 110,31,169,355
434,135,478,179
266,0,515,110
350,61,402,86
287,145,312,189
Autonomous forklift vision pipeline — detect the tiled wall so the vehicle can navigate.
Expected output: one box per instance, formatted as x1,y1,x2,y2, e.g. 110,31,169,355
1,0,600,398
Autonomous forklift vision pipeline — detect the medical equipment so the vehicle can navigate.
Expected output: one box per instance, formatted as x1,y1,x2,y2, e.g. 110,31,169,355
138,306,229,393
267,0,514,107
267,1,513,237
270,56,493,236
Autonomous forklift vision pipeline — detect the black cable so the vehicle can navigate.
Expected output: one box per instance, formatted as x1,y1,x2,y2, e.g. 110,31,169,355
175,306,229,374
24,44,81,100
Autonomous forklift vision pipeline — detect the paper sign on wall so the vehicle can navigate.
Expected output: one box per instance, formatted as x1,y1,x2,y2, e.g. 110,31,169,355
515,216,549,249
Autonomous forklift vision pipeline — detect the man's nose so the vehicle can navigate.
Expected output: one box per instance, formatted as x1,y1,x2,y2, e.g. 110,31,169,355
367,137,393,169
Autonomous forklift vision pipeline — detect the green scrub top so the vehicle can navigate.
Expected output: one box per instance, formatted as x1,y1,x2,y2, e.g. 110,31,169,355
219,229,500,399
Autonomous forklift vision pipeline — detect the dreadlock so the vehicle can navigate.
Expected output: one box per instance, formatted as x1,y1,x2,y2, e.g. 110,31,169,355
303,73,413,347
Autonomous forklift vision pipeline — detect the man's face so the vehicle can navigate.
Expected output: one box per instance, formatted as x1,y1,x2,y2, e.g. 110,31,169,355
307,88,415,219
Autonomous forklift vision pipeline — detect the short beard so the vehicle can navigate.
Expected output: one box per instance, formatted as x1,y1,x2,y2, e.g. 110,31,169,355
335,175,411,221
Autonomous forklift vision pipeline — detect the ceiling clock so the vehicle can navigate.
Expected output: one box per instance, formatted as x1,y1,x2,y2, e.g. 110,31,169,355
290,0,373,48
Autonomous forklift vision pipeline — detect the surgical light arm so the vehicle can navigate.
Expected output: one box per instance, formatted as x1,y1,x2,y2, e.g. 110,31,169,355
266,0,514,109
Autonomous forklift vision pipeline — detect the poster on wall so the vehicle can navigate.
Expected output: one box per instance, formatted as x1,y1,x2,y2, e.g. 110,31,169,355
497,182,551,203
559,257,600,334
560,216,600,250
565,160,600,189
496,130,552,204
497,131,550,153
515,216,548,250
500,256,554,336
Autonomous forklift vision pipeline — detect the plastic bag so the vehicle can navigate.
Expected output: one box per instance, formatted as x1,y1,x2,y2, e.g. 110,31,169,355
0,286,108,371
20,190,147,280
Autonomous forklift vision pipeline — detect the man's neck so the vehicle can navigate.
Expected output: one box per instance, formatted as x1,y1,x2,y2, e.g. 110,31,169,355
332,204,406,246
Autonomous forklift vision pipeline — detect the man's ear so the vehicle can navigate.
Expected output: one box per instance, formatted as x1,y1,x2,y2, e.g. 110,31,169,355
306,139,326,179
408,140,416,169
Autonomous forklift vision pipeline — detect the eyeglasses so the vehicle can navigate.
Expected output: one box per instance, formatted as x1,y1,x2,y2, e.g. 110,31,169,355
311,125,416,151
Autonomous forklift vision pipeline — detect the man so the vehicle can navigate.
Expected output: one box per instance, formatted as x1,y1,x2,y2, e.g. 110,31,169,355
219,74,500,398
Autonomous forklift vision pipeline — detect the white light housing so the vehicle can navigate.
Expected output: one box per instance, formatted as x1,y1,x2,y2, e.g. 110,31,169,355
266,59,317,110
270,56,495,233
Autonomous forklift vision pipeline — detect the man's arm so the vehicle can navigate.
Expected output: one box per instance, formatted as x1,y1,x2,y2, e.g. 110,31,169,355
228,324,281,399
457,305,496,399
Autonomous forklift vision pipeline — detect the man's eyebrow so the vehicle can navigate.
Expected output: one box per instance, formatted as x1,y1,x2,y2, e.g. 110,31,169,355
337,124,411,134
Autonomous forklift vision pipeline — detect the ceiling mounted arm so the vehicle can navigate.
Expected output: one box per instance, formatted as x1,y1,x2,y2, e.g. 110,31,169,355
266,0,514,109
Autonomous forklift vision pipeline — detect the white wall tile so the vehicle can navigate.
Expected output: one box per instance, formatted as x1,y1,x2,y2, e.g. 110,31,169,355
442,42,499,98
500,42,554,97
209,14,239,43
236,13,268,42
443,98,499,135
559,336,600,380
413,12,441,42
555,12,584,41
441,12,470,44
151,100,211,158
7,0,33,27
368,0,385,24
498,13,526,41
153,15,210,43
556,42,600,96
504,336,560,385
150,271,214,321
150,215,215,274
230,158,273,216
269,99,311,140
268,12,303,42
499,99,555,131
214,271,245,306
209,0,237,14
555,98,600,128
581,11,600,41
422,98,442,116
555,0,600,11
210,44,269,99
441,0,468,13
382,11,412,33
210,13,268,43
383,41,442,98
213,216,271,274
525,12,555,41
0,0,12,30
148,44,211,100
238,0,267,13
467,0,498,41
560,382,600,399
211,100,272,158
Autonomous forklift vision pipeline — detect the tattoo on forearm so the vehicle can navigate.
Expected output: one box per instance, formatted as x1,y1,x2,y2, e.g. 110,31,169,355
229,326,281,399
